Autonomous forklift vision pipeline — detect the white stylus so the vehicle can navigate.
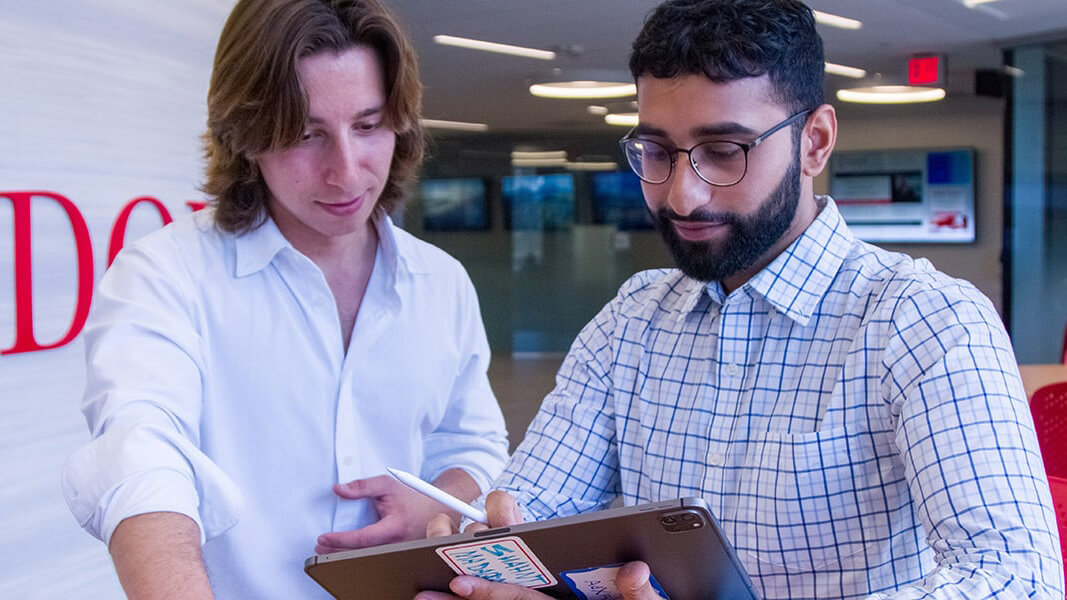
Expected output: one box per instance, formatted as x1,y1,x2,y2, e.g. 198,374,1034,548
387,467,489,524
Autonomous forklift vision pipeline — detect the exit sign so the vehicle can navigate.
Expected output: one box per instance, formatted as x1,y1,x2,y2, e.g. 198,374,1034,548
908,55,944,86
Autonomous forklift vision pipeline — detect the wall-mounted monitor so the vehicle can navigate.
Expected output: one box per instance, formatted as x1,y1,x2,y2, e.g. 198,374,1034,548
590,171,654,230
418,177,490,232
829,147,975,243
501,173,575,230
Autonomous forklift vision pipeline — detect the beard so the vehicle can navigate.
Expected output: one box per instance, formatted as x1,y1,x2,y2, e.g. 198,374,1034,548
653,152,801,283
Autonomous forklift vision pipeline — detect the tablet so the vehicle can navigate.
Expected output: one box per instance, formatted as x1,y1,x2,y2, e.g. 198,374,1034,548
304,497,760,599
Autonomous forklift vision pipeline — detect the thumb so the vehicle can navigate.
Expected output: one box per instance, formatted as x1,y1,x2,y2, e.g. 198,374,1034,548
449,576,543,600
334,474,394,500
617,561,661,600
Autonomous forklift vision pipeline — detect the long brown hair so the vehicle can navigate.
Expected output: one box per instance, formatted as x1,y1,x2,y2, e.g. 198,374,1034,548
202,0,424,233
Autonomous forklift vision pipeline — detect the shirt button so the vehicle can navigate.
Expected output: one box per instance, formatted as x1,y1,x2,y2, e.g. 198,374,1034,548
314,296,326,308
342,456,353,466
725,363,740,376
707,452,725,467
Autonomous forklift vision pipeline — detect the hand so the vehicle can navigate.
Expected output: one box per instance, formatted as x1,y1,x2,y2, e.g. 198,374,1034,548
316,473,459,554
426,490,525,538
420,493,663,600
413,561,662,600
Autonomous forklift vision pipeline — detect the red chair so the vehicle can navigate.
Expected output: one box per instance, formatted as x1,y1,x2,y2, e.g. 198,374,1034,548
1031,382,1067,579
1050,475,1067,578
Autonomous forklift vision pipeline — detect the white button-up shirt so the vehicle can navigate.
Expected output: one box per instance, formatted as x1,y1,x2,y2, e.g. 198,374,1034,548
62,209,509,598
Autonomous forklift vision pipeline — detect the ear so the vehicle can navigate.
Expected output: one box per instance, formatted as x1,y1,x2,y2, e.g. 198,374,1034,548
800,104,837,178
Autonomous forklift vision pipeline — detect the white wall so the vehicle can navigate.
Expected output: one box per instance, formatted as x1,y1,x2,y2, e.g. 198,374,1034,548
0,2,230,597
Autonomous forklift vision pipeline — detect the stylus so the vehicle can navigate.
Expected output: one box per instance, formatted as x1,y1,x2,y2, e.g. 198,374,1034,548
387,467,489,524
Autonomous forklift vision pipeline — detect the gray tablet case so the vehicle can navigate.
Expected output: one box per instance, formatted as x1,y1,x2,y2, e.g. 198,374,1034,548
305,497,760,599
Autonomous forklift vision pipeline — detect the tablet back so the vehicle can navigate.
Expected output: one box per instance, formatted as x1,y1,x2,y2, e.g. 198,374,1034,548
305,497,759,599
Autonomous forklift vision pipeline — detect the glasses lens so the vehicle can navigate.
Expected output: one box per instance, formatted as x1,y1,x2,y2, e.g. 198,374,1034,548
623,139,672,184
691,141,747,186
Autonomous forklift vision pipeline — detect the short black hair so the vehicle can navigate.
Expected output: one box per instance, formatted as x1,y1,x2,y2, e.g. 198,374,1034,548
629,0,824,114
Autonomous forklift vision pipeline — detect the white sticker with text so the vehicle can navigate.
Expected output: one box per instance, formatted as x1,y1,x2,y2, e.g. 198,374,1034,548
435,535,557,588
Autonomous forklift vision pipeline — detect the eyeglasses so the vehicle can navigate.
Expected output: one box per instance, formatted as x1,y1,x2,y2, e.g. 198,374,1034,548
619,110,811,187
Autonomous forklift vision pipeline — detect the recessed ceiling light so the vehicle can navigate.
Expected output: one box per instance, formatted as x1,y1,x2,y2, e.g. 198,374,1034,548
604,112,638,127
420,118,489,132
530,81,636,99
587,105,609,115
836,85,946,104
565,161,618,171
511,150,567,160
824,62,867,79
962,0,998,7
812,10,862,30
433,35,556,60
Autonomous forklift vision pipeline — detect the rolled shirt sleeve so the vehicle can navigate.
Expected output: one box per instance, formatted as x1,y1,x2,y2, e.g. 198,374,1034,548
60,239,243,546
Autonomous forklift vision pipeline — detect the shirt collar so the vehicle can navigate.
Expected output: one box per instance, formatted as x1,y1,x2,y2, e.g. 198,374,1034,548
233,211,426,279
744,196,853,325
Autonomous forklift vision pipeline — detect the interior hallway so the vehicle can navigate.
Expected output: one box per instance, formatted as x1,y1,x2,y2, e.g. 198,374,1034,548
488,354,563,451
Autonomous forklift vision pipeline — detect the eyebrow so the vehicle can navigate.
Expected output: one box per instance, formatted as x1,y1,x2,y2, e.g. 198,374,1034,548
307,106,384,124
632,121,759,140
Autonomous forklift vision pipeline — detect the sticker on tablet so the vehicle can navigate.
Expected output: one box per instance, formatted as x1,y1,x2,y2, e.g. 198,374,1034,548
560,564,670,600
435,535,557,588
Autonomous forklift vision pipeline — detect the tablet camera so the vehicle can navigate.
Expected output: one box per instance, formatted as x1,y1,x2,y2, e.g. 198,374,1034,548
659,510,705,532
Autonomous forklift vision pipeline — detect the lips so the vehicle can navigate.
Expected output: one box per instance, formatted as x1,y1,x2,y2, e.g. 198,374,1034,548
317,194,365,217
672,219,728,242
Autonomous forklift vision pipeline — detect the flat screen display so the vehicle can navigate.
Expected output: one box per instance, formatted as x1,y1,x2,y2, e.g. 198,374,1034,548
419,177,490,231
501,173,575,231
829,147,975,243
590,171,654,230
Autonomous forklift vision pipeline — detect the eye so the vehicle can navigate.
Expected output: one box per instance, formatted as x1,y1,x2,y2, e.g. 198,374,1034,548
634,140,670,161
356,120,382,133
696,141,744,161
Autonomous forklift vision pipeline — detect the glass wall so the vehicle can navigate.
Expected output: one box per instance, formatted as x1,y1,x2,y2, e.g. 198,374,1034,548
1008,40,1067,363
403,132,672,354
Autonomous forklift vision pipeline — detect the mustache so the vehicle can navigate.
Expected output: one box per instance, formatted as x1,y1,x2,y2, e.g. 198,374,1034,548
656,207,741,226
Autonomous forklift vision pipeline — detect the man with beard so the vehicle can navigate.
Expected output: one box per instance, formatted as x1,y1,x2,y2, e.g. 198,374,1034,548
416,1,1061,600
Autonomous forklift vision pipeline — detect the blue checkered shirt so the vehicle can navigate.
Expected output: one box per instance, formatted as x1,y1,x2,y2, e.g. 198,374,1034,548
494,198,1062,599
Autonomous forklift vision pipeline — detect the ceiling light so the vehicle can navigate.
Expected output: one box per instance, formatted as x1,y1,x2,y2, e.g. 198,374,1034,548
812,10,862,30
824,62,867,79
511,157,568,167
604,112,638,127
433,35,556,60
565,161,618,171
420,118,489,132
511,150,567,160
529,69,635,99
530,81,636,99
962,0,998,7
836,85,946,104
587,105,609,115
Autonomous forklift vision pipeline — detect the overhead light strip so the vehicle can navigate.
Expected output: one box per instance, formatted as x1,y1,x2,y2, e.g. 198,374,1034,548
812,10,862,30
824,62,867,79
420,118,489,132
433,35,556,60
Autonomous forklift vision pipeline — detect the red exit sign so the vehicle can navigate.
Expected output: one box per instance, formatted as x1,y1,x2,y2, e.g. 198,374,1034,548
908,55,943,86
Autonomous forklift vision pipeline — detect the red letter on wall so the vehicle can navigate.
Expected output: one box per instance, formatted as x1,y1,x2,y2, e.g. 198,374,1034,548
107,196,174,266
2,191,95,355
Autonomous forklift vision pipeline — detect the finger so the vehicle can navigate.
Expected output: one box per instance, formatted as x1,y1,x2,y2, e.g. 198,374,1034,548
317,515,406,550
334,474,396,500
461,521,489,535
485,490,523,527
427,513,458,538
617,561,660,600
449,576,547,600
413,592,460,600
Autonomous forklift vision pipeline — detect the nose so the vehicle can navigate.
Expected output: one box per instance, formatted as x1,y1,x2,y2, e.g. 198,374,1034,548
665,154,712,218
323,136,361,190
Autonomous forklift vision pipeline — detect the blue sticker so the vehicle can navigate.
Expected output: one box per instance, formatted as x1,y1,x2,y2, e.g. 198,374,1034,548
559,563,670,599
